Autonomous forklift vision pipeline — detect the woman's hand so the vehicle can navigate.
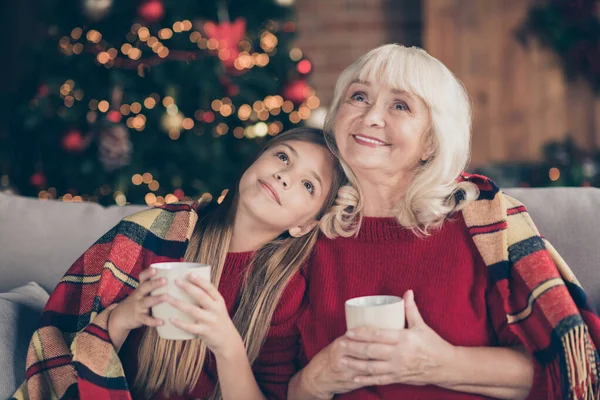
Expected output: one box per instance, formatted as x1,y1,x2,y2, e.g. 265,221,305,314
289,335,368,400
168,273,244,359
108,267,168,350
341,290,456,388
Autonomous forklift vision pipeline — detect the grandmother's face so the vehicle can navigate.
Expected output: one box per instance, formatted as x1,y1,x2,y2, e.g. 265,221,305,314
333,79,431,179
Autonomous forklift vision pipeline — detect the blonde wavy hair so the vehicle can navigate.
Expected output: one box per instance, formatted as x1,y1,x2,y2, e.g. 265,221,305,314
320,44,480,236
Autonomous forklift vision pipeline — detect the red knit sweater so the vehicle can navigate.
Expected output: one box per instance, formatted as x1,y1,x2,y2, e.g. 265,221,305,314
297,213,547,399
120,251,306,400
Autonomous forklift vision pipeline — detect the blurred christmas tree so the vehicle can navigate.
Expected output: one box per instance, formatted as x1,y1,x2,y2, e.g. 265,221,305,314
475,136,600,188
2,0,320,205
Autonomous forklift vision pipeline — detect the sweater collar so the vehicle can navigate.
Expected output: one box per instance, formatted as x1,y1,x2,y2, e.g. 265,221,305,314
355,216,414,242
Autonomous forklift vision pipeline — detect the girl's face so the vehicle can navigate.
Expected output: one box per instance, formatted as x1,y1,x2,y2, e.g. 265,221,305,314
238,140,335,237
334,79,432,180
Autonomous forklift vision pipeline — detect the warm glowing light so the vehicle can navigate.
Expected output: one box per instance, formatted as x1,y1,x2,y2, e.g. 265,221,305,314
189,31,201,42
282,101,294,113
159,28,173,40
211,99,223,111
163,96,175,107
145,193,157,206
149,180,160,191
71,27,83,40
142,172,153,184
182,118,194,130
98,100,110,112
289,111,301,124
130,102,142,114
289,48,302,61
220,104,233,117
233,127,245,138
144,97,156,109
307,96,320,109
138,27,150,41
238,104,252,120
255,122,268,137
132,174,143,185
216,123,229,135
97,52,110,64
169,129,181,140
549,167,560,181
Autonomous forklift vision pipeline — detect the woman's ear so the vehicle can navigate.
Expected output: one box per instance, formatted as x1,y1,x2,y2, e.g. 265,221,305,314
288,220,318,237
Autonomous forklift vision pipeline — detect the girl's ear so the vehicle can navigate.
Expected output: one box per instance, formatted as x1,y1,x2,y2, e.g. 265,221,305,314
288,220,318,238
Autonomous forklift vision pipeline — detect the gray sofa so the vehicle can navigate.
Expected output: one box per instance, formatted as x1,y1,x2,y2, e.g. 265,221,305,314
1,188,599,397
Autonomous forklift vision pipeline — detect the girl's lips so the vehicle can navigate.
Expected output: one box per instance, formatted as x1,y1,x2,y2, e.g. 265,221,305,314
259,180,281,205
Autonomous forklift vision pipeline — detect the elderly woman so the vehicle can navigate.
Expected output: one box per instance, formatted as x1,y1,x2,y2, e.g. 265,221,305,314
289,44,600,400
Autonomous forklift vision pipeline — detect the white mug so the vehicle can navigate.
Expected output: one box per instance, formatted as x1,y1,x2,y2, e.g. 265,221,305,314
150,262,211,340
345,295,405,330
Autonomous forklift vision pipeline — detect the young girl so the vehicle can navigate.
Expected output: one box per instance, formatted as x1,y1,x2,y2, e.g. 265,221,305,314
14,128,351,400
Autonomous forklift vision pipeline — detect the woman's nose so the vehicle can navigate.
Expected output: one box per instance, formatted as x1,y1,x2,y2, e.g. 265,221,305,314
363,103,386,128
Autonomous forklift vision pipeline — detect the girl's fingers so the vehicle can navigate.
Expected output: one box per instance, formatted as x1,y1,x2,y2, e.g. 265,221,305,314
175,279,215,309
141,315,164,327
167,296,212,321
170,317,205,336
188,274,222,302
138,277,167,297
141,293,168,309
138,267,156,283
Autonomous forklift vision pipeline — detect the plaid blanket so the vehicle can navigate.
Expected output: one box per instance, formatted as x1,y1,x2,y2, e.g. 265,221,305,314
461,173,600,399
11,202,199,400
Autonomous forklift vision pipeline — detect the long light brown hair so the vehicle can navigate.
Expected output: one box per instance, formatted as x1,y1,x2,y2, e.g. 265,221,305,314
133,128,345,399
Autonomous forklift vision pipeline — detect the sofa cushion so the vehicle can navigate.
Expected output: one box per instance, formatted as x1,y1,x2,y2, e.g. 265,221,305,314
0,282,49,399
504,187,600,312
0,192,147,293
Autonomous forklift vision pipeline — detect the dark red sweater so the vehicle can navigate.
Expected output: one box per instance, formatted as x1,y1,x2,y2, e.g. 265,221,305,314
297,214,547,399
121,251,306,400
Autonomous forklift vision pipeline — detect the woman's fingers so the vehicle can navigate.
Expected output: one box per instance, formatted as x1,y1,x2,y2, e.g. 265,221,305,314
343,340,391,360
352,373,396,387
344,358,392,375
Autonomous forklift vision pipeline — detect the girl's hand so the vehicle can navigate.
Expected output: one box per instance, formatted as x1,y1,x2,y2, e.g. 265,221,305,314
168,273,243,358
108,267,168,348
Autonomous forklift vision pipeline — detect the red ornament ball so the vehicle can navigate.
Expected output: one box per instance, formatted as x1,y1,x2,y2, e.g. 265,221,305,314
30,172,46,188
297,59,312,75
62,130,85,152
107,110,122,123
283,80,311,104
138,0,164,24
173,188,185,200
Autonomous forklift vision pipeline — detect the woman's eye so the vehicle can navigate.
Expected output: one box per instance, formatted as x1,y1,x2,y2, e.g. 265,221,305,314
350,92,366,102
395,102,408,111
303,181,315,194
276,152,289,164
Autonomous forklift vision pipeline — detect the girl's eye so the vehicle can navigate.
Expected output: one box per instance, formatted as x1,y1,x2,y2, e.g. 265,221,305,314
303,181,315,194
276,152,289,164
350,92,366,103
395,102,409,111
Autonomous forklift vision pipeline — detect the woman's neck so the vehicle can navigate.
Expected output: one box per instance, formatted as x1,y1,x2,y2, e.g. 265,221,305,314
228,206,280,253
355,169,411,217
